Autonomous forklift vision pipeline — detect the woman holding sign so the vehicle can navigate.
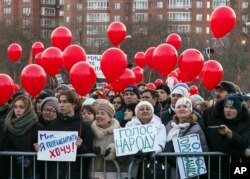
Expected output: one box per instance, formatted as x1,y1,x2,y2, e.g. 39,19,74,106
45,90,93,179
3,95,43,179
165,97,208,179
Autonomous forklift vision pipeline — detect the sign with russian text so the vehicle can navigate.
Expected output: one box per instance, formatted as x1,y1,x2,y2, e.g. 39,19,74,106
114,124,158,156
37,131,78,161
87,55,105,79
173,134,207,179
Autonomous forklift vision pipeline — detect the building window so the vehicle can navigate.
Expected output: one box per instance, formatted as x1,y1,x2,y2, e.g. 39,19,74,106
133,13,148,22
87,25,107,35
114,15,120,21
40,18,56,27
196,27,202,34
66,4,70,10
77,3,83,11
212,0,230,9
196,14,202,21
168,0,192,8
242,27,248,34
59,0,64,5
242,14,248,23
157,2,163,8
196,1,202,8
77,16,83,23
59,10,64,16
168,12,192,21
87,13,110,22
41,0,56,5
23,8,31,16
23,19,30,26
23,0,31,2
86,38,107,47
5,19,12,25
206,27,210,34
168,25,191,33
157,14,163,20
133,0,148,10
41,29,52,38
41,7,56,16
114,3,120,9
87,0,109,10
125,3,129,9
3,8,11,14
66,16,70,23
207,14,210,21
242,2,248,9
207,1,210,8
4,0,11,3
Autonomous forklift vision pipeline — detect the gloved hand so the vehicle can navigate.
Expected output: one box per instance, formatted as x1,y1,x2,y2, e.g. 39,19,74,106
134,150,145,159
93,146,102,155
104,148,111,157
144,152,154,162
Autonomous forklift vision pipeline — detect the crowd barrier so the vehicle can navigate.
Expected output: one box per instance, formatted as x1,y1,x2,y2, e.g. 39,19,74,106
0,151,231,179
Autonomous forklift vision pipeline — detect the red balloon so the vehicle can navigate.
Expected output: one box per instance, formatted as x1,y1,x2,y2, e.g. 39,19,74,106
111,69,136,92
166,33,182,50
70,62,96,96
32,42,44,56
13,84,20,94
153,44,178,77
7,43,22,62
131,66,144,84
155,79,163,87
146,83,156,90
210,6,236,39
179,48,204,82
200,60,224,90
193,76,200,83
35,52,43,67
0,74,14,105
145,47,156,69
100,48,127,83
190,85,199,95
107,21,127,46
21,64,47,97
41,47,63,77
51,26,72,51
63,45,87,72
134,52,146,68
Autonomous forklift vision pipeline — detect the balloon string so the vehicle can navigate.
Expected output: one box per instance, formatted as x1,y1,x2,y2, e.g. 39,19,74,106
13,63,16,83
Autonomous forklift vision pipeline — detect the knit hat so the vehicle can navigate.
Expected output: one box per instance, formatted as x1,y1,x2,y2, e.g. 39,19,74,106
156,84,171,94
135,101,154,116
82,98,95,106
36,91,50,101
243,94,250,101
96,101,115,118
224,94,243,113
175,97,193,112
41,97,59,113
125,103,137,116
215,81,236,94
171,84,190,98
190,94,204,106
55,84,71,92
124,85,140,98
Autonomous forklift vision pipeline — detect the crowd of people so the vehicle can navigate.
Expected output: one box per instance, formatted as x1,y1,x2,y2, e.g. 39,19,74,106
0,80,249,179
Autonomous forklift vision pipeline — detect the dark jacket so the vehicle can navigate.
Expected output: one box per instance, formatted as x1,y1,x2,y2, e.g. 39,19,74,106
46,112,93,179
3,123,43,178
205,101,250,179
0,124,4,179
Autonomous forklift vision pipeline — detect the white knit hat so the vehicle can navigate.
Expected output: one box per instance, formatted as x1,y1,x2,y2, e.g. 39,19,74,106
175,97,193,112
171,86,190,98
135,101,154,116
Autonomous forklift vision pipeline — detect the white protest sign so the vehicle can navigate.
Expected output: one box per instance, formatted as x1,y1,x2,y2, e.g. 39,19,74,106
173,134,207,179
37,131,78,161
114,124,158,156
87,55,105,79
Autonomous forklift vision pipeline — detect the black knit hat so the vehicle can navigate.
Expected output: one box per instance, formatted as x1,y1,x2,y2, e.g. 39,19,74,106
124,85,140,98
224,94,243,113
215,81,236,94
124,103,137,116
156,84,171,94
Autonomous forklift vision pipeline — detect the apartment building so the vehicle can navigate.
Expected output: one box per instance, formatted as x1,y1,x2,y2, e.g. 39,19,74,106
0,0,249,53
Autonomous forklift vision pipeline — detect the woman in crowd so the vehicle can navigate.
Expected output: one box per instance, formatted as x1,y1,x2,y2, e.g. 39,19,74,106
38,97,59,128
81,104,96,125
165,97,208,179
4,95,43,179
110,94,125,122
125,101,167,179
91,100,120,177
205,94,250,179
46,90,93,179
120,103,137,127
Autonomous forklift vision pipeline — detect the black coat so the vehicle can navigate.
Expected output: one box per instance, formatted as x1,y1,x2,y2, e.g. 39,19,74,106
45,112,93,179
205,101,250,179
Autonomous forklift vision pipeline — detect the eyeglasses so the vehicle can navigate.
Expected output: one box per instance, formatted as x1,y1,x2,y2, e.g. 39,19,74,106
43,108,57,113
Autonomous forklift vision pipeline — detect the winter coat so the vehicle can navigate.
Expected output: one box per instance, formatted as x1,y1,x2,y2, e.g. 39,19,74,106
165,120,208,179
46,112,93,179
91,118,120,172
205,101,250,179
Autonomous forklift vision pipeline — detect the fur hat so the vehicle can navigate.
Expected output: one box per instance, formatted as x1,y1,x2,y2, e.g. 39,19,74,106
41,97,59,113
124,85,140,98
215,81,236,94
224,94,243,113
156,84,171,94
96,101,115,118
55,84,71,92
135,101,154,116
175,97,193,112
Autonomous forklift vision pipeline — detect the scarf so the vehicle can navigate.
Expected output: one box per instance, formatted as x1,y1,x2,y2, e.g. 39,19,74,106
5,108,38,136
167,121,190,142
